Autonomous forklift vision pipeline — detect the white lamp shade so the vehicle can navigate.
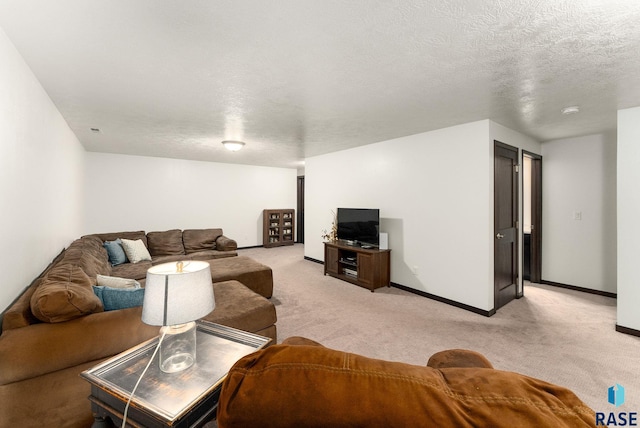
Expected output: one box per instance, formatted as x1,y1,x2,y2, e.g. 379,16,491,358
142,261,214,326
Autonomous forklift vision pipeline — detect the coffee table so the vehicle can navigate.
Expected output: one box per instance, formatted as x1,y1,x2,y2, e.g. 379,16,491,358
81,321,271,428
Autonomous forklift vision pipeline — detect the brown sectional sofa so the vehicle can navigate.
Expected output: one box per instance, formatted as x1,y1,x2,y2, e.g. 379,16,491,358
93,229,239,281
0,228,276,428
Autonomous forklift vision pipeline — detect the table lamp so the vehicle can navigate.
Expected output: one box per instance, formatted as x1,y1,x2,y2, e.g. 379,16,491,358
142,261,214,373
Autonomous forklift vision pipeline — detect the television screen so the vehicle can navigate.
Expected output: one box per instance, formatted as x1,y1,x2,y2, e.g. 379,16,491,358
337,208,380,247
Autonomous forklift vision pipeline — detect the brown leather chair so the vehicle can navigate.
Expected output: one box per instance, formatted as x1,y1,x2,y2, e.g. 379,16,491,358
217,337,597,427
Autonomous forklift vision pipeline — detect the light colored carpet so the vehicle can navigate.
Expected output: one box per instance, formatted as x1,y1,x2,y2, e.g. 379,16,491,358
239,244,640,412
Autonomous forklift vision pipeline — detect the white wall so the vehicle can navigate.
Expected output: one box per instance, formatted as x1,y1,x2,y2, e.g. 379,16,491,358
306,121,494,310
0,27,85,312
541,133,617,293
84,153,297,247
617,106,640,331
490,122,541,155
306,120,541,312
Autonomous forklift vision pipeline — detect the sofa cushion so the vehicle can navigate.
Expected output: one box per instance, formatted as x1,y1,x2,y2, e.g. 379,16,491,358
2,249,67,331
61,249,106,283
30,264,104,323
103,239,128,266
0,358,98,428
62,237,112,281
80,236,109,265
182,229,223,253
208,256,273,298
3,277,45,330
85,231,148,248
216,235,238,251
120,239,152,263
202,280,276,334
187,250,237,261
96,274,140,289
147,229,185,256
0,307,158,385
93,286,145,311
217,344,597,428
151,255,189,265
427,349,494,369
110,261,153,280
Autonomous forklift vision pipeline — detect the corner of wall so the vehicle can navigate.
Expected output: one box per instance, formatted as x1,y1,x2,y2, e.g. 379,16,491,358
617,106,640,330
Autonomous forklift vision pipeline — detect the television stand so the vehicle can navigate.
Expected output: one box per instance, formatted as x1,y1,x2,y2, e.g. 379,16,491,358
323,241,391,292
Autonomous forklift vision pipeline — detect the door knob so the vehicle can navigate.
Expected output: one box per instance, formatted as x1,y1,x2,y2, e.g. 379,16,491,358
496,233,504,239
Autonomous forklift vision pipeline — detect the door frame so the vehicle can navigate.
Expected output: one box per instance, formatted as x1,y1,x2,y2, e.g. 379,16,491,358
494,140,519,310
522,151,542,286
296,176,305,244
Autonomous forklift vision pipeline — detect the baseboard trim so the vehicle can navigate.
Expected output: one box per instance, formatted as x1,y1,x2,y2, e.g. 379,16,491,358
391,282,495,317
304,256,324,264
239,242,301,250
302,257,494,316
539,280,617,298
615,324,640,337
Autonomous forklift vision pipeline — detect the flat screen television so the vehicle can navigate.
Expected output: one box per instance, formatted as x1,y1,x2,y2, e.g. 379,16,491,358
337,208,380,247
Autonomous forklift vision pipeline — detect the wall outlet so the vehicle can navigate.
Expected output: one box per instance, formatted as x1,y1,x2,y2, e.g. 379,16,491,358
573,211,582,220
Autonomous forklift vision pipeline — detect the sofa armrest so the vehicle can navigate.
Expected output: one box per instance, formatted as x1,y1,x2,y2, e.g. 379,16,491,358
0,308,158,385
218,344,597,428
427,349,494,369
216,235,238,251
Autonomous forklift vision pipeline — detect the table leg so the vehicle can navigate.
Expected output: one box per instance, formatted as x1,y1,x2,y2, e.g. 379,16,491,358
92,416,112,428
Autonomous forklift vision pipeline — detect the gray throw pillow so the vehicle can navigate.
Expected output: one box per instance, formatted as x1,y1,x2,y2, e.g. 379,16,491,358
103,239,128,266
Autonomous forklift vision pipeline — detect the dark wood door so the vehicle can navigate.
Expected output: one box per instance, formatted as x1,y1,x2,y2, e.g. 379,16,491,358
357,252,374,286
297,176,305,244
494,141,519,310
529,155,542,283
324,244,339,275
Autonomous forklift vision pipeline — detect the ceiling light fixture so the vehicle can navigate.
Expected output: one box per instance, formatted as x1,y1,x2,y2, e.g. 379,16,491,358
222,140,245,152
561,106,580,115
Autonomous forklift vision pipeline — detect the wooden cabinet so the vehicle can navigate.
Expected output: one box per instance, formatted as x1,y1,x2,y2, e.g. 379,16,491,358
325,244,340,275
323,241,391,292
263,209,295,248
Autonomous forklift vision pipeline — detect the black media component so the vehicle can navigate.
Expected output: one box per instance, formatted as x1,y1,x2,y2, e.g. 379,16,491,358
336,208,380,247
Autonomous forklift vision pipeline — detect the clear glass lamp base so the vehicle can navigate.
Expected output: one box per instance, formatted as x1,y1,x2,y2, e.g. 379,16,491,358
159,321,197,373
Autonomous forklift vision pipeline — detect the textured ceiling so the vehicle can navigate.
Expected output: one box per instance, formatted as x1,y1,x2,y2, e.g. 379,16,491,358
1,0,639,168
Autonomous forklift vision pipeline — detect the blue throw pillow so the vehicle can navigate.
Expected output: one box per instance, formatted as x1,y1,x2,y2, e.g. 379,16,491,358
103,239,128,266
93,285,144,311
